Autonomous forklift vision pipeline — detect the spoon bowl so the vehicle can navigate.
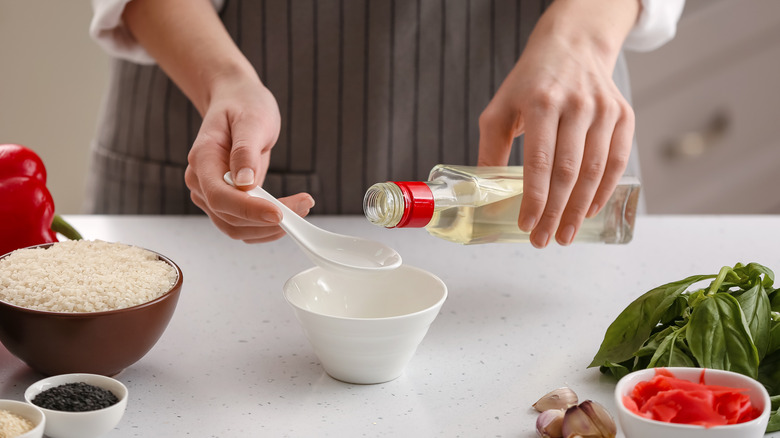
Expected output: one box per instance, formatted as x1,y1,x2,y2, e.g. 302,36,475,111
224,172,402,272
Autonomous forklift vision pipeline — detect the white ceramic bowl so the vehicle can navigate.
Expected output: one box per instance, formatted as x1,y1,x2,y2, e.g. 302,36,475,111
0,399,45,438
615,367,771,438
24,373,128,438
283,264,448,384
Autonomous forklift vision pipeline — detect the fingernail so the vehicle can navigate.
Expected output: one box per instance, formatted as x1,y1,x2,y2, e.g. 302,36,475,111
558,224,575,246
587,203,599,218
261,212,281,223
533,231,549,248
519,216,536,232
234,168,255,186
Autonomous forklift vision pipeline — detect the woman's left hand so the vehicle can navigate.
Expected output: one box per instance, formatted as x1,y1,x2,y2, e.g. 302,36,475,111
477,0,640,248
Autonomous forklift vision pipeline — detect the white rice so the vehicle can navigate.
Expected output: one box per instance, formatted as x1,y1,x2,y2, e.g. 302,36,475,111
0,409,34,437
0,240,178,313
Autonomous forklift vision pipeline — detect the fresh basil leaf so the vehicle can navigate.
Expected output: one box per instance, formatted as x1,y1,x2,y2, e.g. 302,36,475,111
634,326,675,358
768,409,780,433
771,394,780,432
736,283,772,359
647,329,696,368
728,262,775,289
745,262,775,288
688,289,708,308
589,275,713,368
646,332,674,368
769,318,780,355
707,265,735,295
631,327,673,372
599,361,631,380
772,288,780,312
759,350,780,396
659,296,688,326
688,293,759,379
632,355,651,373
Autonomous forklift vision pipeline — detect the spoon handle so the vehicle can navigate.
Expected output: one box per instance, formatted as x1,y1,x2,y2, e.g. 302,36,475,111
223,172,402,272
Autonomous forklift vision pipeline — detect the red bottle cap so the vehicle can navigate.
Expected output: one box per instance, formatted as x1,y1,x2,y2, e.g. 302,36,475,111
392,181,434,228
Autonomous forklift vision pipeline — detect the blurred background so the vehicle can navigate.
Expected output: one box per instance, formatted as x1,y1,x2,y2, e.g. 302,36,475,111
1,0,778,215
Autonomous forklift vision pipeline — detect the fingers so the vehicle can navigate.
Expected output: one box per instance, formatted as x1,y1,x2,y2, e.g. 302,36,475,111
194,164,316,224
186,120,286,244
191,182,315,243
514,96,559,240
203,207,287,243
185,81,294,244
515,92,632,248
526,105,589,248
229,90,280,189
553,99,616,245
588,106,634,218
477,101,518,167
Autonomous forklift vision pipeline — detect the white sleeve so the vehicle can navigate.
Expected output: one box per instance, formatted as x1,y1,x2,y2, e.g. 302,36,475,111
89,0,226,65
623,0,686,52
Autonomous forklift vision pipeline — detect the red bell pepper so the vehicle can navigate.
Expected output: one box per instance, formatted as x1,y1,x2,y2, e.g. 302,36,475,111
0,144,82,256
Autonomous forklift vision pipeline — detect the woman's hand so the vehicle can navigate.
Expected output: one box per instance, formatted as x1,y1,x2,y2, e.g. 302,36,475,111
124,0,313,243
477,0,639,248
184,72,315,243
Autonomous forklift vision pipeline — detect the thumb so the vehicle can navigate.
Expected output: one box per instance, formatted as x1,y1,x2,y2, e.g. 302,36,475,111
477,102,522,167
229,117,278,189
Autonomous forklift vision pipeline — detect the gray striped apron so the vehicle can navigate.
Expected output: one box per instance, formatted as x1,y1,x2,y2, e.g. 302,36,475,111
84,0,639,215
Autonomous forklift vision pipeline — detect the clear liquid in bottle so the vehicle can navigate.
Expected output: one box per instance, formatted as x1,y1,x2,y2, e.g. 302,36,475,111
364,165,640,245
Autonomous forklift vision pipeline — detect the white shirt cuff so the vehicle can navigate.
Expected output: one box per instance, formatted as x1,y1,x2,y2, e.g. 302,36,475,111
89,0,226,64
624,0,686,52
92,0,684,62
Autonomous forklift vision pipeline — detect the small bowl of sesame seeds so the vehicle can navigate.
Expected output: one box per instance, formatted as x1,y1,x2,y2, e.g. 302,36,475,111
0,399,45,438
23,373,128,438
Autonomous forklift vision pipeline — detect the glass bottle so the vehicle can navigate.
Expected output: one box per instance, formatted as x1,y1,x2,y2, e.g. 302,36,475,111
363,165,640,245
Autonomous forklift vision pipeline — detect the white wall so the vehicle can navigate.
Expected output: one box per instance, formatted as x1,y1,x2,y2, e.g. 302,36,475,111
625,0,780,213
0,1,110,214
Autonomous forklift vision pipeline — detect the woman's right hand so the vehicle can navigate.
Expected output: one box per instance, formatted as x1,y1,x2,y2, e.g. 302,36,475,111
123,0,313,244
184,70,315,244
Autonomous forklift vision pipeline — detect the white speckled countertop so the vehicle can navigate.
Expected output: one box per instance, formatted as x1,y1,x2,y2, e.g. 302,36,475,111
1,215,778,437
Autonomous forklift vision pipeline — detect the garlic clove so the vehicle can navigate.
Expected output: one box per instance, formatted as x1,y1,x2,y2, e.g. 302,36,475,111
561,404,601,437
536,409,565,438
578,400,616,437
561,400,616,438
533,387,579,412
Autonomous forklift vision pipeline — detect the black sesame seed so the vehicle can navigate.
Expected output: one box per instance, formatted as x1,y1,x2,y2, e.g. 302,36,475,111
31,382,119,412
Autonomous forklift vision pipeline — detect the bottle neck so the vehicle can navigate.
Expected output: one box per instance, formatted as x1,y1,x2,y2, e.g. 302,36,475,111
363,181,435,228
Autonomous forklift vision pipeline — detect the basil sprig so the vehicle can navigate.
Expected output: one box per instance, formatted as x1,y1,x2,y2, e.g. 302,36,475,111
589,262,780,432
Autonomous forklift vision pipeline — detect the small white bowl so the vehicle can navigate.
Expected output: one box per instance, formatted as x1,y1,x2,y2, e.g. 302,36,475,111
0,399,45,438
284,264,447,384
615,367,771,438
24,373,128,438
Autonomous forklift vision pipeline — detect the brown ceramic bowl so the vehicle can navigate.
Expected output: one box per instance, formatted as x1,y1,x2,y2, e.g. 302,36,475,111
0,243,183,376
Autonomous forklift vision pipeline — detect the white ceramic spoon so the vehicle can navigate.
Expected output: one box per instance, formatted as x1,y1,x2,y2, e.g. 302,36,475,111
224,172,402,273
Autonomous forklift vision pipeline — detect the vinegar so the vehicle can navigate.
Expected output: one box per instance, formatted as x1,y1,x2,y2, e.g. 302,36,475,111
364,165,640,245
